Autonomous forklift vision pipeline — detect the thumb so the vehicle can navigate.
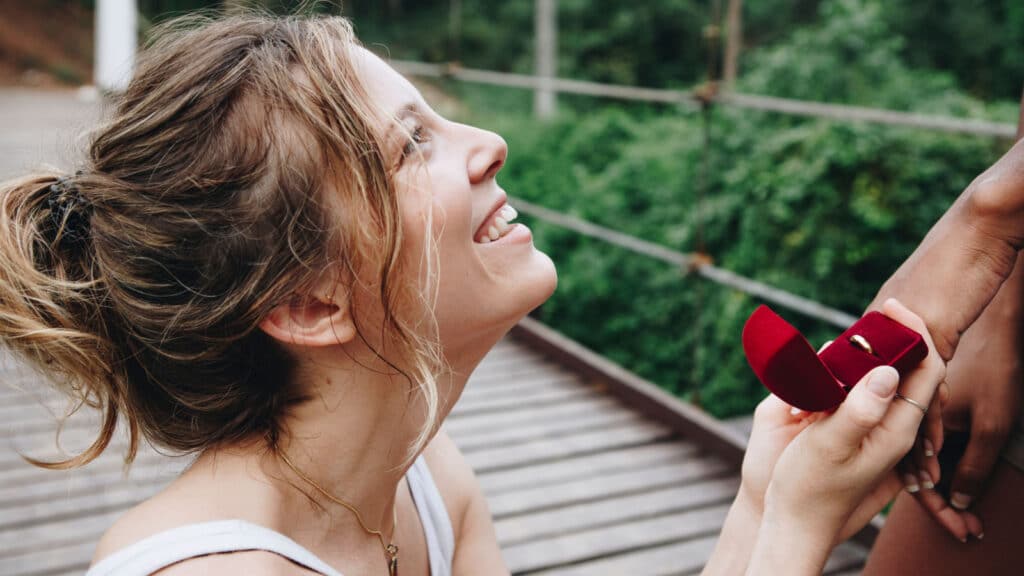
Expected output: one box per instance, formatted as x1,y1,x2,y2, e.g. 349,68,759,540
821,366,900,454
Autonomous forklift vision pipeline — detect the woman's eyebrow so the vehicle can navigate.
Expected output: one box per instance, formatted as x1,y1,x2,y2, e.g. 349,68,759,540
393,102,419,125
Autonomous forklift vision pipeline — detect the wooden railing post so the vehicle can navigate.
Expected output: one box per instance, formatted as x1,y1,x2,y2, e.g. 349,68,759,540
722,0,743,90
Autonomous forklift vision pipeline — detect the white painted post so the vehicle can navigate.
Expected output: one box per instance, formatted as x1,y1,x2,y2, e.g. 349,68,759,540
95,0,138,93
534,0,557,119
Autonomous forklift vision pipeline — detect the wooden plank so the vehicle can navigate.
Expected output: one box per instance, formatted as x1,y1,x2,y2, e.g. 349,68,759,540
444,394,618,436
495,477,740,546
502,503,731,574
0,428,112,469
450,386,600,419
0,453,186,509
0,399,83,428
454,377,582,411
510,318,748,467
523,536,867,576
529,534,719,576
0,471,172,531
0,421,134,470
0,444,182,488
459,374,581,400
465,365,579,388
469,354,556,375
487,456,732,518
464,420,672,473
0,507,124,560
452,404,640,453
477,441,699,494
0,539,95,576
0,412,100,437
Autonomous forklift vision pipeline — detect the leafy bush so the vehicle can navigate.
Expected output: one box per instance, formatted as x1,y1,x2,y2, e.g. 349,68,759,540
463,0,1018,417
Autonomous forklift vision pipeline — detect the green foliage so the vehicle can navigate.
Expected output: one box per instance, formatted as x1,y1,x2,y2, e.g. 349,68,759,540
465,0,1018,417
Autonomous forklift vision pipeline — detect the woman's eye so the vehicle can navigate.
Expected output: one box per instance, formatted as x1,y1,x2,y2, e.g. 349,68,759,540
401,125,427,158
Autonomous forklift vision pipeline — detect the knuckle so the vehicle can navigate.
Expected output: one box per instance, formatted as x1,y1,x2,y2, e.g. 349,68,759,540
847,407,878,432
967,174,1008,217
897,435,916,456
975,421,1010,441
957,463,987,480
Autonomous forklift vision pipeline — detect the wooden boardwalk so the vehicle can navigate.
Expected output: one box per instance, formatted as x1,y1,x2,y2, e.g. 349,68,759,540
0,321,870,575
0,88,871,575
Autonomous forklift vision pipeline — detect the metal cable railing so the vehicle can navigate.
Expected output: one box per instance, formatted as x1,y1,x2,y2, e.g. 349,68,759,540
392,60,1017,139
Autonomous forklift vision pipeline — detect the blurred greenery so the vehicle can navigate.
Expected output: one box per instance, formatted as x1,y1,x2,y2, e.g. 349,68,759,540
428,0,1019,417
87,0,1022,417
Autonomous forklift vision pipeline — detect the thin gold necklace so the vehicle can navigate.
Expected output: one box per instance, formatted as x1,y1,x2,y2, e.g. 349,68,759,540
279,450,399,576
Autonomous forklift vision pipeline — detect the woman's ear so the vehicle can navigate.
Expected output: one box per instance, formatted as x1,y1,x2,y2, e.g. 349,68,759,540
259,286,356,348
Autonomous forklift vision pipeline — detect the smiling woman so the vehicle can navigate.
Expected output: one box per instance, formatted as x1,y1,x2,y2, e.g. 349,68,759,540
0,7,1005,576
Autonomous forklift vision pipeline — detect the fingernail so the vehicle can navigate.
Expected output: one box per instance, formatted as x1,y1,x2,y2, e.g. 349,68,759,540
977,532,985,540
903,473,920,493
951,492,973,510
924,439,935,457
868,367,899,397
960,536,968,544
919,471,935,490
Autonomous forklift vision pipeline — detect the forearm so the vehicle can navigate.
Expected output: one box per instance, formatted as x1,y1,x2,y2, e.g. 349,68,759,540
869,196,1019,361
703,490,763,576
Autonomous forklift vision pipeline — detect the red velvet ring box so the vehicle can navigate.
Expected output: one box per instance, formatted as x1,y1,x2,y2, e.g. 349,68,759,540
741,305,928,411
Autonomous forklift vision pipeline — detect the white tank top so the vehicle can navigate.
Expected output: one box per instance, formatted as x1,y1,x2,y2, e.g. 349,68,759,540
85,455,454,576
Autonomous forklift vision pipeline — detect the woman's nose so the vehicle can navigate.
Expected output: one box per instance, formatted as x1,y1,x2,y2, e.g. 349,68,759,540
466,127,508,184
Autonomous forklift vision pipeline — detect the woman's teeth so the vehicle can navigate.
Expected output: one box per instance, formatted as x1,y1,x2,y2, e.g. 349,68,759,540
479,204,519,243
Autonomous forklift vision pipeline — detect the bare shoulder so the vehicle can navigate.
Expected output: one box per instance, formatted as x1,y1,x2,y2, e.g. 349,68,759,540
420,428,477,528
150,551,319,575
422,428,509,574
92,490,183,564
94,501,318,576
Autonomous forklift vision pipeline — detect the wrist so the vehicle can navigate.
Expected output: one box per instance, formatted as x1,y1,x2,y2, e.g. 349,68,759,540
736,481,765,518
748,497,838,576
762,483,846,545
703,486,764,576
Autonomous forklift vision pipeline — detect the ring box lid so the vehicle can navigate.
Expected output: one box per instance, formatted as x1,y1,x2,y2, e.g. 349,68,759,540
741,305,928,411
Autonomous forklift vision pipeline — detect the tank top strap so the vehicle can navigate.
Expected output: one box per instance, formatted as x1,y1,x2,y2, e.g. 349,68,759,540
84,519,343,576
406,453,455,576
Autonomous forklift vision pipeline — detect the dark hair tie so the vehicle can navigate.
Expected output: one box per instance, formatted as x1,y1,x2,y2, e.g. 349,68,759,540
47,170,91,247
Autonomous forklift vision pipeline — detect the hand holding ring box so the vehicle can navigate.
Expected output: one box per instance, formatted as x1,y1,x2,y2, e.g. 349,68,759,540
742,305,929,411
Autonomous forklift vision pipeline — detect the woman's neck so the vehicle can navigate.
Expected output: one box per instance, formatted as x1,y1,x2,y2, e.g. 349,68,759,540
186,337,487,551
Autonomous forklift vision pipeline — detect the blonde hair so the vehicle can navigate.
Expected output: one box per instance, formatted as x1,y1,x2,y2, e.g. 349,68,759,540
0,9,444,469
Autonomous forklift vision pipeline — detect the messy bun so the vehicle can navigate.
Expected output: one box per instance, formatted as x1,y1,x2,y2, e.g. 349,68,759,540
0,172,122,468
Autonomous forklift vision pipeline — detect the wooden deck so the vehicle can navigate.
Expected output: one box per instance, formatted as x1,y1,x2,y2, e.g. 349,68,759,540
0,88,871,575
0,320,870,575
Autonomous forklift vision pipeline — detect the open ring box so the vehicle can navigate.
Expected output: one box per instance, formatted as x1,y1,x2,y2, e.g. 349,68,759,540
741,305,929,411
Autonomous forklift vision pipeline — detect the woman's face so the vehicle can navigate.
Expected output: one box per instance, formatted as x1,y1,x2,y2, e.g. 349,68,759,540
353,48,558,361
